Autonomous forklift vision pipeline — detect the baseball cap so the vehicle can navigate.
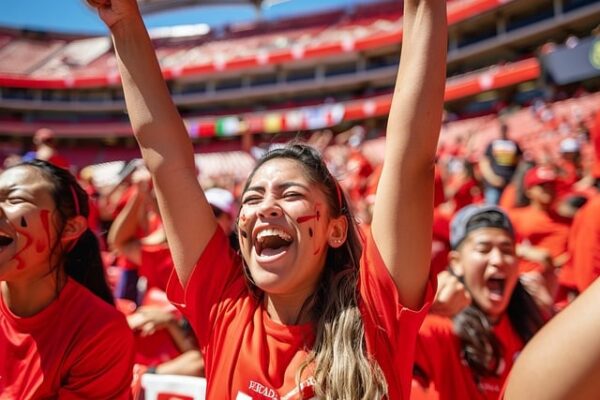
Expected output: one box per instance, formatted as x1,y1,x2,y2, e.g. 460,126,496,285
205,187,235,216
559,138,580,153
450,204,514,250
523,166,556,189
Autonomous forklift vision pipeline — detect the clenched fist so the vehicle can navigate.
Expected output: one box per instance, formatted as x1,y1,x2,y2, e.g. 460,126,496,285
86,0,141,29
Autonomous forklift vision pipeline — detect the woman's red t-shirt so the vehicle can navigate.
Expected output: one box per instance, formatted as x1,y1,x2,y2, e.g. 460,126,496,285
167,227,435,399
0,278,134,399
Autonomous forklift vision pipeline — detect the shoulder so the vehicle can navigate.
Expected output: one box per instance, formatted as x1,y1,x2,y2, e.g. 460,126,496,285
419,314,455,338
65,279,130,334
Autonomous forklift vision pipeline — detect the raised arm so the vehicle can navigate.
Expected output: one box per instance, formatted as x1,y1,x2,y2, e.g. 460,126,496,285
503,278,600,400
371,0,447,309
106,183,145,265
88,0,217,285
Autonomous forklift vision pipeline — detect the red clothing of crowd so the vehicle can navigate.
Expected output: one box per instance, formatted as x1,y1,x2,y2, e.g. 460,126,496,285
0,278,134,398
560,194,600,293
413,314,524,400
167,227,435,399
507,206,571,273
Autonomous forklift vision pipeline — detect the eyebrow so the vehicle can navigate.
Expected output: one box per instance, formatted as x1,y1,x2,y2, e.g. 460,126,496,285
473,239,514,246
245,182,310,193
0,185,17,195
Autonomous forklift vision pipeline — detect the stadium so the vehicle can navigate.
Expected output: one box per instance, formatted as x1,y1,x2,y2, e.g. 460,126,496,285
1,0,600,398
1,0,599,168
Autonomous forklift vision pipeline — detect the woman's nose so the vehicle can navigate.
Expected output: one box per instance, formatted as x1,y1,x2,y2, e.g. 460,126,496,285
488,247,506,266
257,198,283,219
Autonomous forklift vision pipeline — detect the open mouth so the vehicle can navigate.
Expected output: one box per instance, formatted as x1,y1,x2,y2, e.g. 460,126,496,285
0,234,14,247
255,228,293,257
486,276,506,300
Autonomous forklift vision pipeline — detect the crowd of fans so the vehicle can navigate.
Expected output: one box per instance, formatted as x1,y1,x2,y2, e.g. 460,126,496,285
1,89,599,397
2,0,600,397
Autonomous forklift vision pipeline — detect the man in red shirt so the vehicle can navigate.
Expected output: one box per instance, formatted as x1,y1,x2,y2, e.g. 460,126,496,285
413,205,545,400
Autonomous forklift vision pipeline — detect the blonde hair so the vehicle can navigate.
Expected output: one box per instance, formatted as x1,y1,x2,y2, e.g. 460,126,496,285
298,263,387,399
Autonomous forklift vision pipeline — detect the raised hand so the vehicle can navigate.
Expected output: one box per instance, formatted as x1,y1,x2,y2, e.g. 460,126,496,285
86,0,141,29
430,270,472,317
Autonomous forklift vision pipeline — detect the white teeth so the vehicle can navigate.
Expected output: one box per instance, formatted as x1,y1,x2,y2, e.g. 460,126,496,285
256,228,292,242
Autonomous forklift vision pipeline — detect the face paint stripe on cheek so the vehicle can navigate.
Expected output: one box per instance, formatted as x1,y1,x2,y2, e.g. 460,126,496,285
296,214,318,224
36,210,52,253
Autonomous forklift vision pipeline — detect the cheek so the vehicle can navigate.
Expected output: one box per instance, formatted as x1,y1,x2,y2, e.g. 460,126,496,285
463,261,486,289
237,210,250,239
35,210,54,252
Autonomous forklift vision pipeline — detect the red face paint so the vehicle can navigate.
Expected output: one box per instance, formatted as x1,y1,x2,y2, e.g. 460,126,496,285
36,210,52,253
296,214,318,224
13,230,33,270
297,204,322,224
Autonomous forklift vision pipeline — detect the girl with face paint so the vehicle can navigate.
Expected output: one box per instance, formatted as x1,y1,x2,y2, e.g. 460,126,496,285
89,0,447,398
0,160,134,398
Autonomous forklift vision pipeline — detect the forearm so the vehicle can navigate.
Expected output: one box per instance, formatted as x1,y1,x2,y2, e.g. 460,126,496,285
480,159,503,186
371,0,447,309
385,0,447,169
107,187,143,249
110,19,196,175
156,350,204,376
106,11,217,281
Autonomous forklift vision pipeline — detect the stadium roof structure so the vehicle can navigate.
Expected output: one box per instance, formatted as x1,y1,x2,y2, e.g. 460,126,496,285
136,0,265,14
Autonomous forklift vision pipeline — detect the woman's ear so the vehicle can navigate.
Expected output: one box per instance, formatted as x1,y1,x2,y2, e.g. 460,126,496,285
328,215,348,249
448,250,464,277
61,215,88,244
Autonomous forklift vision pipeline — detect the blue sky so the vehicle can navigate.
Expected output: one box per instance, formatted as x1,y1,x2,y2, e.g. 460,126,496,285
0,0,379,35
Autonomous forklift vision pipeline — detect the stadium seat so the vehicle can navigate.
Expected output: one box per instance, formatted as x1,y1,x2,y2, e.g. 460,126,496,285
141,374,207,400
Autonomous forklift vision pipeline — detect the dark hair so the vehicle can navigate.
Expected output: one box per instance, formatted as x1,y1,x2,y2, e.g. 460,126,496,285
16,160,114,305
453,279,544,381
240,143,387,397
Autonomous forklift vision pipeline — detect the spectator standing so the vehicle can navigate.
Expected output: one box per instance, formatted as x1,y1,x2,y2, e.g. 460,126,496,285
22,128,70,170
480,123,523,204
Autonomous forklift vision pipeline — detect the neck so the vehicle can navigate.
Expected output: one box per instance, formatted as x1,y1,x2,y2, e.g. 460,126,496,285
265,291,315,325
1,273,65,317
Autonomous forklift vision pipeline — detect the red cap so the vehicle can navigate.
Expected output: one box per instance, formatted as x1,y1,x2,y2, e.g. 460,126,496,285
524,166,556,189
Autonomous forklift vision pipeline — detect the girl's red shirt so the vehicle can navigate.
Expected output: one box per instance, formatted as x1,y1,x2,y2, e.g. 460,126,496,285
167,227,435,399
